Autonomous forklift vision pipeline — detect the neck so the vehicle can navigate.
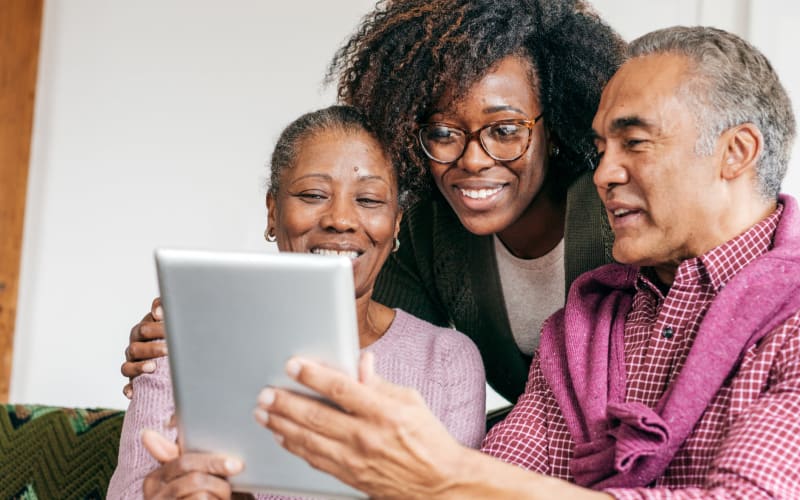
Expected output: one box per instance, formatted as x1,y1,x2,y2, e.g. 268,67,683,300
355,293,394,349
497,190,566,259
653,196,778,288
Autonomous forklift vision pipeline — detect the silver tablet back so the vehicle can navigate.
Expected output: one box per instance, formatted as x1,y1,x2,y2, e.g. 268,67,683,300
155,248,364,498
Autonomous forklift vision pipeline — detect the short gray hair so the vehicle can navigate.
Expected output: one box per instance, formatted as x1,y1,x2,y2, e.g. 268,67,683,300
629,26,795,198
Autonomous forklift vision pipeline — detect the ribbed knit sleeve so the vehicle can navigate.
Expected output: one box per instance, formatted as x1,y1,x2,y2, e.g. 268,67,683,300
107,354,177,499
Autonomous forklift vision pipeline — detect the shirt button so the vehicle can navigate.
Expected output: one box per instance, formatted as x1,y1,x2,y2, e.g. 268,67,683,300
662,327,674,339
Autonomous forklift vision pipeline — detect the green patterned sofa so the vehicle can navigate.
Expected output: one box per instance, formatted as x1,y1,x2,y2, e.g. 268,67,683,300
0,404,125,499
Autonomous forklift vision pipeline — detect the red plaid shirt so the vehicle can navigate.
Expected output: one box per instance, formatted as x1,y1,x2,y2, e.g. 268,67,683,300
482,204,800,498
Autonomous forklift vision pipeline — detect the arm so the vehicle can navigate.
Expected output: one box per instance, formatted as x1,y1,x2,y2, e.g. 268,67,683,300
254,354,609,500
481,354,555,473
108,357,177,499
121,298,168,398
604,318,800,500
435,332,486,448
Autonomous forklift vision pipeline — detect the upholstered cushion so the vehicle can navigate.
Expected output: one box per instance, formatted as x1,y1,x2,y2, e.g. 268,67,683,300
0,404,124,499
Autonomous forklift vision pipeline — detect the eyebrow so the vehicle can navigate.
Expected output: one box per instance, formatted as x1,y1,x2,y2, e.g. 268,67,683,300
288,173,391,185
483,104,527,115
592,115,657,140
427,104,528,118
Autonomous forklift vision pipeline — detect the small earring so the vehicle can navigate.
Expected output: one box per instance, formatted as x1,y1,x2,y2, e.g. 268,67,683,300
392,236,400,253
551,145,560,157
264,228,277,243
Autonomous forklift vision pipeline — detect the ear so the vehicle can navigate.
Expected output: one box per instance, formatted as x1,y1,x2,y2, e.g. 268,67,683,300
720,123,763,181
394,210,403,239
266,192,277,235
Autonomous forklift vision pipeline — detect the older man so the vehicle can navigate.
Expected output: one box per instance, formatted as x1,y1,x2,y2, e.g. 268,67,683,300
246,26,800,498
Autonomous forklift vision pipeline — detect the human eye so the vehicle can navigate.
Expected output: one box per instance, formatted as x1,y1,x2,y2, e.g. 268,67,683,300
357,196,386,208
488,122,524,142
623,137,649,151
425,125,460,144
293,190,328,203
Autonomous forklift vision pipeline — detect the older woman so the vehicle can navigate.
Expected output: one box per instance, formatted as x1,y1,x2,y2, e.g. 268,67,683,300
107,105,486,499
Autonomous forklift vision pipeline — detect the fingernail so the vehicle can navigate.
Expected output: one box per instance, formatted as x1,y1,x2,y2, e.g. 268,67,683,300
142,361,156,373
273,433,284,445
225,457,244,474
155,305,163,320
253,407,269,425
257,388,275,406
286,358,301,378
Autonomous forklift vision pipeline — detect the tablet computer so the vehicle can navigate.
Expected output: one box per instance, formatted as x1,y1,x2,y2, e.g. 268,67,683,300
155,248,365,498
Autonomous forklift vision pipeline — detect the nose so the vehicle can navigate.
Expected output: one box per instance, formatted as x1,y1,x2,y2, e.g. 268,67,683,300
319,196,358,233
457,136,495,174
593,146,629,192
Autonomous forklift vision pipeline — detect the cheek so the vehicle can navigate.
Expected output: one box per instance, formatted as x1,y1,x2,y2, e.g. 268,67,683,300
428,163,449,188
365,212,399,246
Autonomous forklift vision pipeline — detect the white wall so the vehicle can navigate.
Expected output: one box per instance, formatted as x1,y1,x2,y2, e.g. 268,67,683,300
11,1,800,410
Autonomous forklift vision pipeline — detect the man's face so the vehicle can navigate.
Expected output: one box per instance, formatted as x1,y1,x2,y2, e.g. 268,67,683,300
592,53,727,283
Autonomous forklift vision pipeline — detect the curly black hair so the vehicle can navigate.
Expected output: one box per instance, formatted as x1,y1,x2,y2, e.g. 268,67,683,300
327,0,626,201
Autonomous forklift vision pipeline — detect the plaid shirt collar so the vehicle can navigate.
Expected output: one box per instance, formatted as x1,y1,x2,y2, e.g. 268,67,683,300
636,202,784,297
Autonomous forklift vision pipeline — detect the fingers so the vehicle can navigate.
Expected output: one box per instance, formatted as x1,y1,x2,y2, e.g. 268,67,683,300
121,358,158,378
283,357,383,416
130,317,167,345
144,467,234,500
123,382,133,399
142,428,180,463
151,297,163,321
142,429,242,500
358,351,376,383
261,409,355,484
127,339,168,363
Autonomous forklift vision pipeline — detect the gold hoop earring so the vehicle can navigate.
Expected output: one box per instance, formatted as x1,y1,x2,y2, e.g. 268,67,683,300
392,236,400,253
264,228,277,243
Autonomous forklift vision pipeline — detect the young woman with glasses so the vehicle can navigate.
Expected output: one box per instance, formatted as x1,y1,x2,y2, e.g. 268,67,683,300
328,0,626,408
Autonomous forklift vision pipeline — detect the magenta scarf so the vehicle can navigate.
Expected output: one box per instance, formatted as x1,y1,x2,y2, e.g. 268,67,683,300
539,195,800,489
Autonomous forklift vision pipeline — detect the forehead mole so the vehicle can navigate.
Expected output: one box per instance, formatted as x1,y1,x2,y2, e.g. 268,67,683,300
353,166,359,172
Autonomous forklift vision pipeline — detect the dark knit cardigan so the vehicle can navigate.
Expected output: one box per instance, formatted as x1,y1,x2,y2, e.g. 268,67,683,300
374,171,614,403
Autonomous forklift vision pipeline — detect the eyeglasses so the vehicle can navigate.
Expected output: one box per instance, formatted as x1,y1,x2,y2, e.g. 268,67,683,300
417,113,544,164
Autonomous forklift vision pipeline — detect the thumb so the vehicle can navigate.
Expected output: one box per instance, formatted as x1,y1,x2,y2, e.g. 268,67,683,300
358,351,376,383
141,428,180,464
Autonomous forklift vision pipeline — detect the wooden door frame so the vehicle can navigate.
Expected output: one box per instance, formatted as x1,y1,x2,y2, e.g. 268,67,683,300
0,0,44,402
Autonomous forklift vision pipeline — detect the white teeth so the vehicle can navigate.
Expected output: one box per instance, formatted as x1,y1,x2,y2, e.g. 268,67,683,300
613,208,633,217
311,248,360,260
460,186,502,199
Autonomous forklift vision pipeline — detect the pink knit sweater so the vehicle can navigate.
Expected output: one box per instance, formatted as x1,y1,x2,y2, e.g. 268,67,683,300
108,309,486,499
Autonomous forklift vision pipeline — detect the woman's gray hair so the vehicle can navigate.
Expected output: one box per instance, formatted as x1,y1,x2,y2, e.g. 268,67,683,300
267,105,408,207
629,26,795,198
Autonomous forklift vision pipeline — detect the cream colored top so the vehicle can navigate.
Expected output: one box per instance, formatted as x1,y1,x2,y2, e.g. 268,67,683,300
494,236,566,356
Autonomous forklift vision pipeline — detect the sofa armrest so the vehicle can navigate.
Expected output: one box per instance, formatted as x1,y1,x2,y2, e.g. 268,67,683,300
0,404,125,499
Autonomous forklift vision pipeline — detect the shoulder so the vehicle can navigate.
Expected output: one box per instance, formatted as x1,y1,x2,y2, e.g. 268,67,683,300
388,309,483,365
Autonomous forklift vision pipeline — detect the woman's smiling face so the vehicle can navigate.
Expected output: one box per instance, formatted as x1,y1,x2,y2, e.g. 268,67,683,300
267,129,401,299
425,55,549,236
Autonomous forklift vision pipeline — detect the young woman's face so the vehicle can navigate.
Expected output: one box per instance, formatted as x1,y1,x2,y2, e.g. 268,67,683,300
424,55,549,235
267,129,401,299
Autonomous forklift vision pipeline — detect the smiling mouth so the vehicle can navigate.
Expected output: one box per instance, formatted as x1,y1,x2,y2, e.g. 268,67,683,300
310,248,361,260
612,208,639,217
458,186,504,200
